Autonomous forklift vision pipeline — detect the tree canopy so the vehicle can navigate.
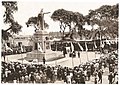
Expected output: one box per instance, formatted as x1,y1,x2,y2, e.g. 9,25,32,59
51,4,118,40
51,9,86,40
2,1,22,40
86,4,119,39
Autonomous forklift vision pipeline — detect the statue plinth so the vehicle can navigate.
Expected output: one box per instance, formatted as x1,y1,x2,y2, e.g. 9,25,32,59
26,30,63,62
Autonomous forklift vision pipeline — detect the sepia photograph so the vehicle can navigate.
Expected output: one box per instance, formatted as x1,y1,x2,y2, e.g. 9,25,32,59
1,0,119,84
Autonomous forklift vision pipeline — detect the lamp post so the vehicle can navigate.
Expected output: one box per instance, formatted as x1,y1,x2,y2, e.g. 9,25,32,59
85,41,89,61
78,51,81,64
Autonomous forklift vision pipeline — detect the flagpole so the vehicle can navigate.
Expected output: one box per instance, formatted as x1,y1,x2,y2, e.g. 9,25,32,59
94,40,97,58
37,37,39,64
78,51,81,64
4,43,6,62
55,53,57,66
86,51,89,61
79,55,81,64
77,42,83,64
72,55,74,68
71,42,74,68
56,42,57,51
21,53,23,65
20,44,23,64
99,27,102,57
85,41,89,61
95,51,96,58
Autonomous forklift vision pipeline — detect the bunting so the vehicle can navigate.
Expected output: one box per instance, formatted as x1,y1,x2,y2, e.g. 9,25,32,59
85,41,88,51
78,43,84,51
94,41,97,49
70,42,74,52
20,45,23,52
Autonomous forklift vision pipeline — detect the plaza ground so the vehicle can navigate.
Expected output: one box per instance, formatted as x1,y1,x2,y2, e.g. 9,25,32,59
1,51,101,67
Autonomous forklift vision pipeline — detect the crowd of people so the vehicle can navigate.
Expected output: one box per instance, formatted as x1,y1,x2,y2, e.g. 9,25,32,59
1,50,118,84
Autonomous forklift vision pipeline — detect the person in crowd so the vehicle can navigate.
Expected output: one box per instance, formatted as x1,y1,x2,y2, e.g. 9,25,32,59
35,73,40,83
73,51,76,58
98,69,103,83
63,47,67,57
43,57,46,64
65,73,71,83
108,72,114,84
80,74,85,84
24,73,29,83
86,66,91,81
78,51,80,58
90,62,95,76
94,76,98,84
2,50,6,62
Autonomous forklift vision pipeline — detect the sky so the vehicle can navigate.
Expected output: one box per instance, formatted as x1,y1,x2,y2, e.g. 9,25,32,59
1,0,118,35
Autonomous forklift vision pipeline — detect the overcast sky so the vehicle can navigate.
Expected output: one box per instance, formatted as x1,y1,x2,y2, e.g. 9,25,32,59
1,0,118,35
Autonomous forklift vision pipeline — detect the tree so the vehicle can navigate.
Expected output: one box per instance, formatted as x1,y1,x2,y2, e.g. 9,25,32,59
26,15,49,31
51,9,86,40
2,1,22,40
85,4,119,39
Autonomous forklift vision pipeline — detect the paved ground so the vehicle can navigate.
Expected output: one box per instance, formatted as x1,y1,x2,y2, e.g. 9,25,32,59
1,51,100,67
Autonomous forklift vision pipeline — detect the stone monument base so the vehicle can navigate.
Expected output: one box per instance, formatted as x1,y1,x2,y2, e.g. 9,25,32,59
25,50,63,62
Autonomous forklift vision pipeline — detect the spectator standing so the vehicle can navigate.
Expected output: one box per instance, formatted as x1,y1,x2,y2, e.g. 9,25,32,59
87,67,91,81
98,69,103,83
43,57,46,64
108,72,114,84
94,76,97,84
24,73,29,83
78,51,80,58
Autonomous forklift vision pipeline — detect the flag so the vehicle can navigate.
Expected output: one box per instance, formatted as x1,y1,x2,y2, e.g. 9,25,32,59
20,45,23,52
85,41,88,51
70,42,74,52
100,41,104,48
5,43,13,51
94,41,97,48
37,43,43,52
78,43,84,51
5,43,8,50
106,39,110,45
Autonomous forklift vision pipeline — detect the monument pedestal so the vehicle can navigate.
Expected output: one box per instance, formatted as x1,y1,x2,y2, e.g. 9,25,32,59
26,30,63,62
26,50,63,62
